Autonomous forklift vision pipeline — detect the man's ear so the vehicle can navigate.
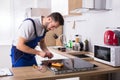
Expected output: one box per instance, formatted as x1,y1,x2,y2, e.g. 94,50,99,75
47,17,52,22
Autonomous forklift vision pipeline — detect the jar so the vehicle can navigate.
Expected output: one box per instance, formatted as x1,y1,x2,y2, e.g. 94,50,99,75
75,43,80,51
75,35,80,43
72,40,80,51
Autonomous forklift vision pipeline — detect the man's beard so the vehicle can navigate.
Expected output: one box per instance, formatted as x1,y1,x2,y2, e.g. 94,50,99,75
44,22,49,32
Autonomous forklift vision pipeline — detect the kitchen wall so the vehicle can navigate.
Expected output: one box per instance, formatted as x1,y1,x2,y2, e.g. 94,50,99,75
0,45,12,68
0,0,12,45
0,0,36,45
64,0,120,52
0,0,36,68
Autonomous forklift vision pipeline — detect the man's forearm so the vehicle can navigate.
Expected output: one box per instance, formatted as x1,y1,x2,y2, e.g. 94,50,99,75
40,41,49,52
16,44,40,55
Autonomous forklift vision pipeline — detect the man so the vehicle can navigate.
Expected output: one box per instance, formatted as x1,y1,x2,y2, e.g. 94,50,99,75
11,12,64,67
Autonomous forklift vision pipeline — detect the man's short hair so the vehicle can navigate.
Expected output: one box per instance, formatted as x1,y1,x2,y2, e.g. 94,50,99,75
47,12,64,25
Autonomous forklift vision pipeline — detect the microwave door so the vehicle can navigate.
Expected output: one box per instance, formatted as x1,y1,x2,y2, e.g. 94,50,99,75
96,50,110,61
95,46,110,62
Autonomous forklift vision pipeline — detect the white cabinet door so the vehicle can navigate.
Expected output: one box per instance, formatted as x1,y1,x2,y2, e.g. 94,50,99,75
36,0,51,8
51,0,82,16
51,0,68,15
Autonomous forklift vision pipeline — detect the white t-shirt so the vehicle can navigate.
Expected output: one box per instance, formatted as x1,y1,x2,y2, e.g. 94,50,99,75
12,18,45,46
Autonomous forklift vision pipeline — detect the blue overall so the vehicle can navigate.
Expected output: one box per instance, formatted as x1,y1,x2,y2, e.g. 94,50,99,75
11,18,46,67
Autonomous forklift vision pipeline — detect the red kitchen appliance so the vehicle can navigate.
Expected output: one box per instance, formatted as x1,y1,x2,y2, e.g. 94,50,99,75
104,30,119,46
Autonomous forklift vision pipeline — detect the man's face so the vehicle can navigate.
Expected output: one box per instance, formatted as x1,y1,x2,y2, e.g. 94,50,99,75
44,17,60,31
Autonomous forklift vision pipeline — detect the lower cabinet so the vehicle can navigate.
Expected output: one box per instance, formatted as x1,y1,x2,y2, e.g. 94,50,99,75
56,74,109,80
80,74,109,80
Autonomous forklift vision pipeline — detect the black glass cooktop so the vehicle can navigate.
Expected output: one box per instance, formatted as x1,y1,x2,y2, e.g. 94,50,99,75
42,58,97,74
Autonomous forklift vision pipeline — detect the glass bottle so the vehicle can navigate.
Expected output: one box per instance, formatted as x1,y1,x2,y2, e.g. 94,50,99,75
68,40,73,48
84,39,89,51
72,40,75,50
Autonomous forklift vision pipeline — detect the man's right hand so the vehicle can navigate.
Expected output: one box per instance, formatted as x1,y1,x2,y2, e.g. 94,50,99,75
37,51,46,58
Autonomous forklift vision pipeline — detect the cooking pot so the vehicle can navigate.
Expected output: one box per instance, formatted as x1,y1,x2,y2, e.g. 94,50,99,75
104,30,119,46
113,30,120,45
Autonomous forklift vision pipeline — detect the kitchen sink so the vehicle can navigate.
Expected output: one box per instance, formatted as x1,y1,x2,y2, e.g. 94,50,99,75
71,54,94,61
51,46,92,59
73,54,89,58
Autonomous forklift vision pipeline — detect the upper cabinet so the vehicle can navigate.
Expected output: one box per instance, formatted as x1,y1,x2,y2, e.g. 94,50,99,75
51,0,112,16
28,0,112,17
25,8,51,17
51,0,82,16
82,0,112,10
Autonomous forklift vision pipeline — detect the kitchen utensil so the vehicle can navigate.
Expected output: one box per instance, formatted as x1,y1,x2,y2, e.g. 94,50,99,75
113,30,120,45
104,30,119,46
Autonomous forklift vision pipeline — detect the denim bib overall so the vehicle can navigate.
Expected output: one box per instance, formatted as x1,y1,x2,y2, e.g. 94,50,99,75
11,18,46,67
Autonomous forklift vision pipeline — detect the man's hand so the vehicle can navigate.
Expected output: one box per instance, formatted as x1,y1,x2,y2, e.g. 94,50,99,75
45,51,53,59
37,51,46,58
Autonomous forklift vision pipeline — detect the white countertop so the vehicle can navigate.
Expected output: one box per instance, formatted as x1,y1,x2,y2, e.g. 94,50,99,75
35,46,68,65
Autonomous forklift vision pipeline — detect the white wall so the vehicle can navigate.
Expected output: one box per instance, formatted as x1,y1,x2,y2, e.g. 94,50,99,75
0,0,36,45
0,0,12,45
12,0,36,39
63,0,120,52
0,0,36,68
0,45,12,68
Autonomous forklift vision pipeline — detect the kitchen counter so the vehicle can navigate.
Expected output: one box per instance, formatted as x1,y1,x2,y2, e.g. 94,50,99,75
1,47,120,80
1,60,119,80
48,46,94,61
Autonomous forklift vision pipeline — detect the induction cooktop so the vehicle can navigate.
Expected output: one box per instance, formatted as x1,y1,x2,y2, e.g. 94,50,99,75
41,58,97,74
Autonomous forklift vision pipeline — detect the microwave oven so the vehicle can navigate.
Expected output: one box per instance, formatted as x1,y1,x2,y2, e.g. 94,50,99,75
94,45,120,67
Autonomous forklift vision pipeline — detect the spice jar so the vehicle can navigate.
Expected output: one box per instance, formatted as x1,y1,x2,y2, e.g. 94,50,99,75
72,40,80,51
75,35,80,43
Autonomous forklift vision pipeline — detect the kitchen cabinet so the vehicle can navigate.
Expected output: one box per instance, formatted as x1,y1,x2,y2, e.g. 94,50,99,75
51,0,82,16
25,8,51,17
51,0,112,16
36,0,51,8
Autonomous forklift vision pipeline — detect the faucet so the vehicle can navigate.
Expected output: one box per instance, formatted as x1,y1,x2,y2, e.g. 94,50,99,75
58,34,67,47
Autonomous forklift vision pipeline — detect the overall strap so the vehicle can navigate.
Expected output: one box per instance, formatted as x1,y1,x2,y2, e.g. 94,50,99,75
24,18,38,37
